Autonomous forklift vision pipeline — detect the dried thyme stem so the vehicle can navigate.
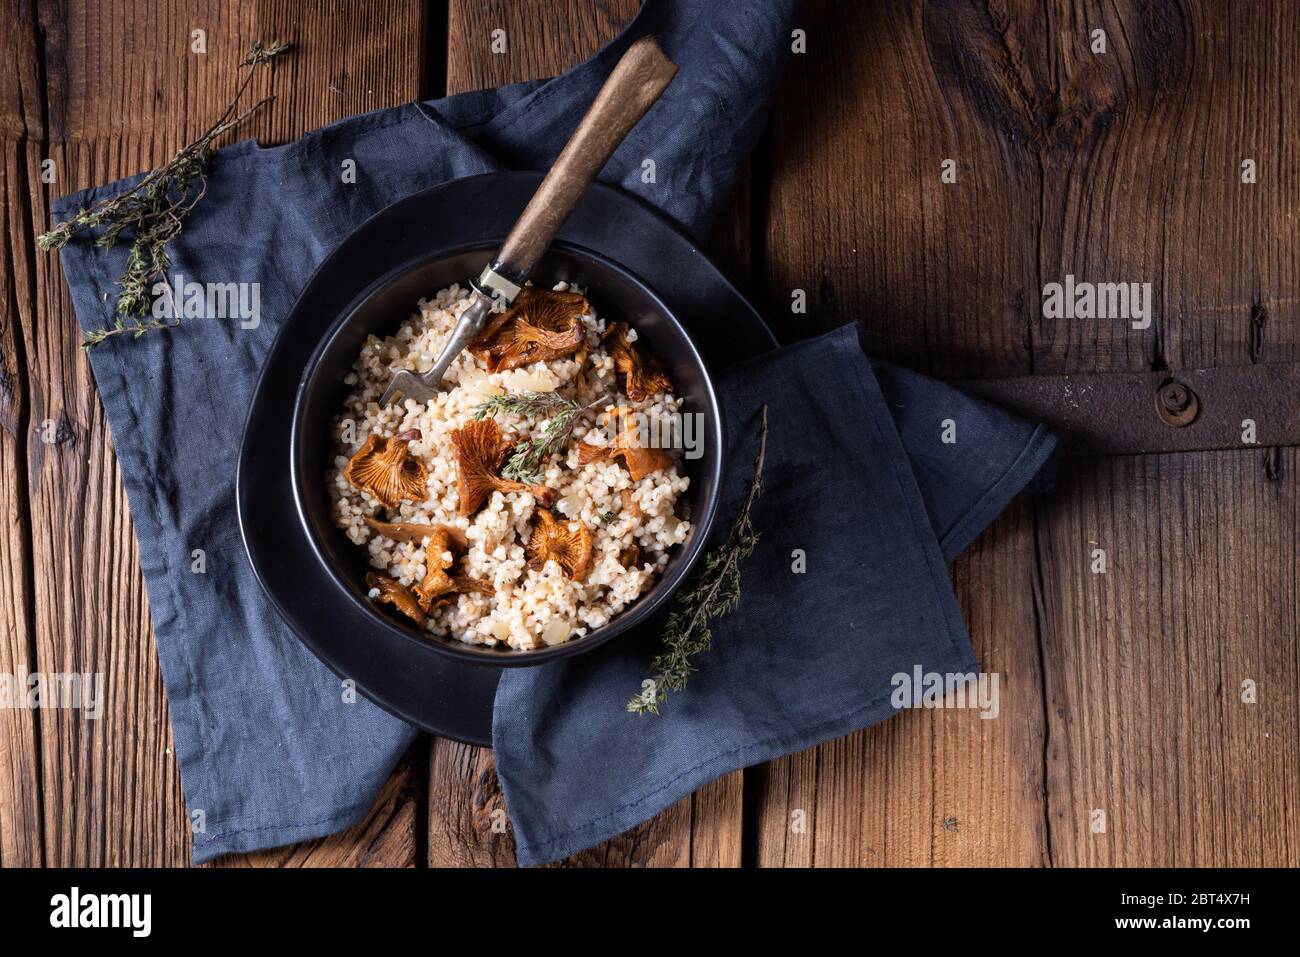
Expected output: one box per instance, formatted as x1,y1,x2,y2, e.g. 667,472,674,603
628,404,769,715
38,40,291,348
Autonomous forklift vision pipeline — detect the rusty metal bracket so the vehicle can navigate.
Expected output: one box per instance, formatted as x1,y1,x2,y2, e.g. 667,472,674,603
954,362,1300,457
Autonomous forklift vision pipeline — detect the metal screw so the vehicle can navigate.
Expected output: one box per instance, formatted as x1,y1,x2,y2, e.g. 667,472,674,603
1155,379,1199,427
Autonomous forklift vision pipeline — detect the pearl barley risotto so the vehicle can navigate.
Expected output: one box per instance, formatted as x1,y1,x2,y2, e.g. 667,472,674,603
328,282,691,650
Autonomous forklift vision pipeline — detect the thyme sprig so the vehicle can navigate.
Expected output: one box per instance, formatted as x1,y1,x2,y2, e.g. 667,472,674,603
628,405,769,716
472,390,608,484
472,390,573,422
38,40,291,348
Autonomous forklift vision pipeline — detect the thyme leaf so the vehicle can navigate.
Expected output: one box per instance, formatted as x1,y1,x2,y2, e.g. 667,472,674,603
628,404,769,715
471,390,572,422
38,40,291,348
472,390,608,484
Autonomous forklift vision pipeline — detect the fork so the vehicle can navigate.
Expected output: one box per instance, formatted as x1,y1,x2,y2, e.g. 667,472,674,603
380,36,677,406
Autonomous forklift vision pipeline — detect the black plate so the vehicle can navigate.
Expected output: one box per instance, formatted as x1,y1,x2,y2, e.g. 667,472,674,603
238,172,777,745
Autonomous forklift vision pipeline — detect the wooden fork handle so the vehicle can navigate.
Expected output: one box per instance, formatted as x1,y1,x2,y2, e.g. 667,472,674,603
486,36,678,291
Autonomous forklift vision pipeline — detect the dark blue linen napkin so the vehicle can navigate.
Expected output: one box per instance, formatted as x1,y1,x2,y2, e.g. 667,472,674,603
50,0,1055,863
493,329,1055,865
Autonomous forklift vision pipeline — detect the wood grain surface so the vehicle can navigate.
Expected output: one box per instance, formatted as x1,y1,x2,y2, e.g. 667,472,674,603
0,0,1296,868
0,0,45,867
1038,450,1298,865
3,0,431,867
754,0,1299,868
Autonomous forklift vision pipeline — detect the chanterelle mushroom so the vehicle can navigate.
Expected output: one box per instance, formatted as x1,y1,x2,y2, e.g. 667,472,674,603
469,287,587,372
450,417,557,516
578,407,674,481
344,430,429,508
525,508,593,581
363,515,466,545
602,322,674,401
365,572,426,627
413,525,493,612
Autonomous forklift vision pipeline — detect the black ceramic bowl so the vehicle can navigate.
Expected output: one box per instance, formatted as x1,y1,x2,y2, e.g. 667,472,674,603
290,242,723,666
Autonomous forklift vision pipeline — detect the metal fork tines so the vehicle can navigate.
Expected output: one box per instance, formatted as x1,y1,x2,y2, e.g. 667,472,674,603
379,289,494,406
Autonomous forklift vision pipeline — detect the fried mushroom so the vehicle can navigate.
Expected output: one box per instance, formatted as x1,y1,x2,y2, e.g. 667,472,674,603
468,288,587,372
450,417,557,516
363,515,467,546
525,508,593,581
602,322,674,401
578,407,674,481
344,430,429,508
365,572,426,627
413,524,493,612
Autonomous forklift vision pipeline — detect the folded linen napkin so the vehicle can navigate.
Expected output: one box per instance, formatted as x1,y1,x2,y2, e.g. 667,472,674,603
51,0,1054,863
494,329,1055,865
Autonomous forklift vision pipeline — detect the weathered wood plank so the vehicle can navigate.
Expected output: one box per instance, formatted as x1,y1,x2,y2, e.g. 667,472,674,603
427,739,514,867
754,0,1300,868
429,0,744,868
762,0,1043,377
1023,1,1300,867
0,0,45,868
1025,0,1300,373
1019,1,1294,868
765,0,1300,375
23,0,427,866
1039,450,1299,866
753,0,1052,867
446,0,635,93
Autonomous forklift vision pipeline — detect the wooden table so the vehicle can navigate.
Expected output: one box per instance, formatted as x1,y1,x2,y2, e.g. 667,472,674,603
2,0,1296,867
